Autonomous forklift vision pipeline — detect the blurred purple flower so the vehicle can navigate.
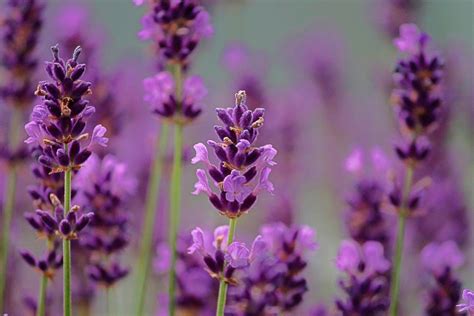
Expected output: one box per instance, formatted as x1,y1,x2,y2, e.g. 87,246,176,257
420,241,464,276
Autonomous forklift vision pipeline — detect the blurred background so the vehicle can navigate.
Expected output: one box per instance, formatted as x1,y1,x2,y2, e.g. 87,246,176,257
1,0,473,315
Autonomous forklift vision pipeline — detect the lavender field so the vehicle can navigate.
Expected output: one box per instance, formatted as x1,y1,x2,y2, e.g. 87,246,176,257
0,0,473,315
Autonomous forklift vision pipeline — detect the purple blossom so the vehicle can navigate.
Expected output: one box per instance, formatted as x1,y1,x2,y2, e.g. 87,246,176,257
192,91,277,218
187,226,262,282
394,23,429,54
228,223,317,314
420,241,464,276
135,0,213,68
457,289,474,315
143,71,206,122
421,241,465,315
335,240,391,314
24,45,108,174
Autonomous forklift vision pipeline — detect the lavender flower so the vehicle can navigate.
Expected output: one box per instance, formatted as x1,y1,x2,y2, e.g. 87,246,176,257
188,226,264,284
0,0,43,109
192,91,277,218
457,289,474,315
421,241,465,315
135,0,213,68
75,154,136,287
19,248,63,278
228,223,317,314
392,24,443,140
143,71,207,123
24,45,108,173
335,240,391,315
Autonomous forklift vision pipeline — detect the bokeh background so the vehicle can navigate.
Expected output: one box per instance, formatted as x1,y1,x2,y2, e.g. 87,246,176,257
1,0,473,315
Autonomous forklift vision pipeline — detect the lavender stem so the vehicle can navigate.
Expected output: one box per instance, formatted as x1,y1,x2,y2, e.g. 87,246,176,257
167,64,184,316
135,122,169,316
63,165,72,316
216,218,237,316
36,273,48,316
0,108,22,311
389,165,414,315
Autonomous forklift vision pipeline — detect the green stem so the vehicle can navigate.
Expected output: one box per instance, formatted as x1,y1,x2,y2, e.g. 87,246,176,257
135,122,169,316
63,167,72,316
215,218,237,316
167,123,183,316
389,165,414,316
167,63,184,316
0,108,22,312
36,273,48,316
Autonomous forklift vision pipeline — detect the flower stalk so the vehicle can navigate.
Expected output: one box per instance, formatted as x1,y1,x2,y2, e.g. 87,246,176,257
167,62,184,316
216,218,237,316
63,167,72,316
389,165,413,316
135,122,169,316
0,108,21,311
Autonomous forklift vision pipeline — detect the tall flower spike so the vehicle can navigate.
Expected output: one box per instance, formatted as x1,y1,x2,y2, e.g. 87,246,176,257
25,45,108,173
192,90,277,218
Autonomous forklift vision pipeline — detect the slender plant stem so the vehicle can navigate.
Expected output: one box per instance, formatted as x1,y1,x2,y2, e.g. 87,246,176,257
167,63,184,316
135,122,169,316
167,123,183,316
215,218,237,316
0,108,22,312
389,165,414,316
36,273,48,316
63,166,72,316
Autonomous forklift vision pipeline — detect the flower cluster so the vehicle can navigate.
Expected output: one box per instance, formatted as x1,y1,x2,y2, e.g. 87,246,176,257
75,154,136,287
24,45,108,174
192,91,277,218
229,223,317,314
420,241,465,315
335,240,391,315
188,226,264,285
134,0,213,68
143,71,206,123
0,0,43,108
391,23,444,165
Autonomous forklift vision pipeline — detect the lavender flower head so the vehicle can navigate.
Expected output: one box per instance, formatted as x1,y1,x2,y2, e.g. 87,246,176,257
143,70,207,123
392,24,444,162
24,45,108,173
335,240,391,315
75,154,136,287
188,226,264,284
134,0,213,68
228,223,317,314
343,148,391,252
192,91,277,218
421,241,465,315
0,0,43,108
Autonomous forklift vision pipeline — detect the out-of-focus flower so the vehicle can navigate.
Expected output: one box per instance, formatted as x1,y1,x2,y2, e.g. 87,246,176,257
376,0,420,39
421,241,465,315
192,91,276,218
136,0,213,68
143,71,206,123
335,240,391,314
75,154,136,288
